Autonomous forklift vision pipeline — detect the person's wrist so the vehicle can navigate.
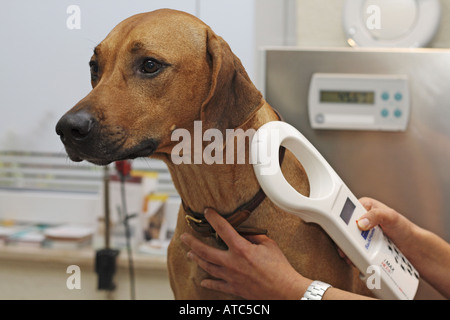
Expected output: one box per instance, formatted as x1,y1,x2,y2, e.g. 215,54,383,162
285,275,313,300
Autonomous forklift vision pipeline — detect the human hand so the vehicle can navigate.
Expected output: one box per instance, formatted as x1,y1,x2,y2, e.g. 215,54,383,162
358,197,450,299
357,197,415,252
337,197,413,265
180,208,310,300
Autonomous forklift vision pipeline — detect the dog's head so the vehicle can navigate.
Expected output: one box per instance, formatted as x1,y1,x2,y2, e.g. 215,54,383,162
56,9,262,165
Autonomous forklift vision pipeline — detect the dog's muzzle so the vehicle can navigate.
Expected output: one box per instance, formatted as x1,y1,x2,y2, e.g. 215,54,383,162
56,110,157,165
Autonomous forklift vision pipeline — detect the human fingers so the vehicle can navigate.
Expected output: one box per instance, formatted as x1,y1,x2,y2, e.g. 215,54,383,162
356,198,412,245
357,197,394,229
243,234,271,245
180,232,226,266
200,278,238,297
359,197,382,211
204,208,250,249
186,250,228,281
336,246,355,266
356,207,399,231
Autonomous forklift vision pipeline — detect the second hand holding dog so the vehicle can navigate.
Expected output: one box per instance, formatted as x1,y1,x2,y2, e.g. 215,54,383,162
181,208,373,300
180,208,307,300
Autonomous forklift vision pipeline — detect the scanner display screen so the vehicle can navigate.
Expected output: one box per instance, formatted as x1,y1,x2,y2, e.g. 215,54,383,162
340,198,356,225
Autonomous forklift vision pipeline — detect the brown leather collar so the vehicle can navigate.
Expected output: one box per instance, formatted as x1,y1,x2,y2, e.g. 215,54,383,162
183,139,286,243
182,187,269,238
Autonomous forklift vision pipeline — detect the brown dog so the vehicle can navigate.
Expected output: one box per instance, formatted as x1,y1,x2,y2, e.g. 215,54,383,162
56,9,371,299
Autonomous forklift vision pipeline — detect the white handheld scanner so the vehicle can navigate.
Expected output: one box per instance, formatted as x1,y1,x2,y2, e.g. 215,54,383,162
251,121,419,300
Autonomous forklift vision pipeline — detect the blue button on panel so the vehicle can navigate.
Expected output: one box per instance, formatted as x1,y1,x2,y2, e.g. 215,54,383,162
381,92,390,101
381,109,389,118
394,109,402,118
394,92,403,101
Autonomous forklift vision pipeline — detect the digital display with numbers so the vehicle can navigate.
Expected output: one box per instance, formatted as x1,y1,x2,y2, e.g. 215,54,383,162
320,91,375,104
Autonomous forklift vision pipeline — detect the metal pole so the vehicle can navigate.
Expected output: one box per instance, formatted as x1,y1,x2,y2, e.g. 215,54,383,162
103,165,110,249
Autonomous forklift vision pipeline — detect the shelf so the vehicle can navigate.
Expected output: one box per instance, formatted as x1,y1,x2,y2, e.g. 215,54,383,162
0,245,168,272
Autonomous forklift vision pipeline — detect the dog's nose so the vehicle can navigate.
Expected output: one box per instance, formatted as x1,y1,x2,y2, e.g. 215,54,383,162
56,111,96,143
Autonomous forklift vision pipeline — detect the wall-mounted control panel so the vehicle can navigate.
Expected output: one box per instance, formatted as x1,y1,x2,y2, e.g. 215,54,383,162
308,73,410,131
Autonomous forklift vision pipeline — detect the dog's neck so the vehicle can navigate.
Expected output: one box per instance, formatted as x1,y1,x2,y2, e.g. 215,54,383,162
160,102,279,215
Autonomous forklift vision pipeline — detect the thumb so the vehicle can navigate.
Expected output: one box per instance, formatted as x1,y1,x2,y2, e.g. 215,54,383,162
357,207,397,231
243,234,271,245
356,210,379,231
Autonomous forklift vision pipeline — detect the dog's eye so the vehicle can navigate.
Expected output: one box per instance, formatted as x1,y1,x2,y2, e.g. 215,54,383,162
89,61,99,74
89,60,99,82
141,59,161,74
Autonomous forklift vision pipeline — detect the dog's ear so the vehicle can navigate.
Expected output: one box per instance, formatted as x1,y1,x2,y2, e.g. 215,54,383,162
200,29,263,133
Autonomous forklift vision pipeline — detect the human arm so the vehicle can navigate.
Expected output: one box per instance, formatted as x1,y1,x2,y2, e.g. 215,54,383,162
358,197,450,299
